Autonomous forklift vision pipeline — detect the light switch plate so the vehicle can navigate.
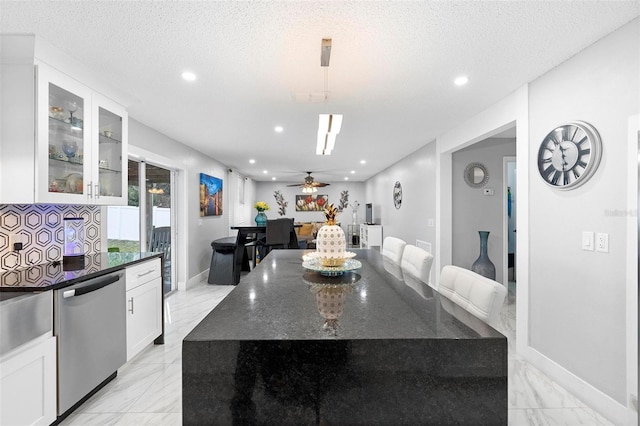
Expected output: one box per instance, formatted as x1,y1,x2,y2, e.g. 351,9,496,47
581,231,594,251
596,233,609,253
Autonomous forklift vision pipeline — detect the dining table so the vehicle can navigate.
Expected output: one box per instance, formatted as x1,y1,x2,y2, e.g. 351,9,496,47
230,224,300,272
183,249,507,425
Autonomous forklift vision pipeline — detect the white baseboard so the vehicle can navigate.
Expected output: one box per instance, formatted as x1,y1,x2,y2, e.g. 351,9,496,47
180,269,209,291
522,346,635,425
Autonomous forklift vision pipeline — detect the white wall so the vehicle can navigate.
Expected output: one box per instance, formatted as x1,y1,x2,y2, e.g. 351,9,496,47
128,118,241,287
365,141,437,266
452,138,516,284
527,18,638,413
362,19,637,420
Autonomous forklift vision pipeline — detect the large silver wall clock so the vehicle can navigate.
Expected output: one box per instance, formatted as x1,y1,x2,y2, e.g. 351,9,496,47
393,181,402,209
537,121,602,190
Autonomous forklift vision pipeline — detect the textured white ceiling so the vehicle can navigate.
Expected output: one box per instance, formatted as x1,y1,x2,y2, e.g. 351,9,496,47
2,1,638,184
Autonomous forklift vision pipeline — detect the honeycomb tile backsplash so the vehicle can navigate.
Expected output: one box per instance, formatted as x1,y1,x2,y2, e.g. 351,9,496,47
0,204,102,271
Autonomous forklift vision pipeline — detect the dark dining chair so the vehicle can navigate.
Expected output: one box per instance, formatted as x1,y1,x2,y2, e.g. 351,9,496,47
257,218,295,260
148,226,171,289
149,226,171,256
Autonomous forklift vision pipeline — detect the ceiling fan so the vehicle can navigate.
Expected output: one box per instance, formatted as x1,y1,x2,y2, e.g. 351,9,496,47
286,172,330,193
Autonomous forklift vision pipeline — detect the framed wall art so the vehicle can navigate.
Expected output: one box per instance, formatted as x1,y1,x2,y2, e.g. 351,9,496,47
295,194,328,211
199,173,223,216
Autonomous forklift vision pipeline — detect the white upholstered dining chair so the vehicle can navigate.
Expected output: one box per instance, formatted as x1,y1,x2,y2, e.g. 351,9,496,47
400,244,433,286
438,265,507,327
381,236,407,264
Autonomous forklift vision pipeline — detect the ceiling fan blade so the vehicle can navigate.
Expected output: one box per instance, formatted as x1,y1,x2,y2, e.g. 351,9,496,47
285,172,330,188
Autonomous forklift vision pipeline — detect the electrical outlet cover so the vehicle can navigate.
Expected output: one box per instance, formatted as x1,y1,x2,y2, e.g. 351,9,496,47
596,233,609,253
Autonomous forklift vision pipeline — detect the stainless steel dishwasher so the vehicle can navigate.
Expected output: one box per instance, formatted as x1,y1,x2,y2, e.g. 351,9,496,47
54,270,126,417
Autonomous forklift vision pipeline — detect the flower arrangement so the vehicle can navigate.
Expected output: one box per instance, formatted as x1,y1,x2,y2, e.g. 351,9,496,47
350,200,360,225
254,201,270,212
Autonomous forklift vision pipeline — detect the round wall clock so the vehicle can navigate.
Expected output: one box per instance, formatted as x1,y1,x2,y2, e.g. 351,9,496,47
393,181,402,209
537,121,602,190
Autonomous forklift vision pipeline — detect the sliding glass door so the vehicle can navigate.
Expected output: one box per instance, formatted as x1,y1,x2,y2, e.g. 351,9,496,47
145,164,173,294
107,159,175,294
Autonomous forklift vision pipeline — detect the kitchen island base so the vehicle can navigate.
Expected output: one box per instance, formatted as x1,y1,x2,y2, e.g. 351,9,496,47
183,339,506,424
183,250,506,425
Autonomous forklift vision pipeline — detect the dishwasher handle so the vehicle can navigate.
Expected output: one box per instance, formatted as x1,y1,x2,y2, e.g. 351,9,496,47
63,274,121,298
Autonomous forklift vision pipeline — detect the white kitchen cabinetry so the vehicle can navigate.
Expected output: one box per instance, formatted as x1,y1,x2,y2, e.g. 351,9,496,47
125,258,162,361
35,65,128,205
0,335,57,426
0,35,127,205
360,224,383,249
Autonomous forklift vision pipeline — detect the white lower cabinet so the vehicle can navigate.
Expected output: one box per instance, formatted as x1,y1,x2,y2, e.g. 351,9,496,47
360,224,383,249
126,258,162,361
0,335,56,426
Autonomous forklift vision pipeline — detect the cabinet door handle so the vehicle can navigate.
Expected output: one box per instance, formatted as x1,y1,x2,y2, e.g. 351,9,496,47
87,183,92,198
137,269,155,278
95,184,100,199
128,297,134,314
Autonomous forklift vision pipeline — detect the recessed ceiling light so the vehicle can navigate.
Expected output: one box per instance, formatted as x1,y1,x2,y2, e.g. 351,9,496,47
263,170,268,174
274,126,284,133
350,170,355,174
181,71,197,81
360,160,366,164
454,76,469,86
249,159,256,164
271,177,276,180
344,177,349,180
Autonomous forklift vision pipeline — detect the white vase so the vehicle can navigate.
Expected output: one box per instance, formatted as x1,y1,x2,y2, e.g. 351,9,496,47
316,224,346,266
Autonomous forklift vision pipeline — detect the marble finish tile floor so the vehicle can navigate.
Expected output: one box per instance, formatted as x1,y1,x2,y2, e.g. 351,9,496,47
60,279,612,425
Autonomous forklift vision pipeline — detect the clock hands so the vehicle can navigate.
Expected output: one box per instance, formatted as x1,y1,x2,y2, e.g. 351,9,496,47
559,144,570,185
559,144,569,170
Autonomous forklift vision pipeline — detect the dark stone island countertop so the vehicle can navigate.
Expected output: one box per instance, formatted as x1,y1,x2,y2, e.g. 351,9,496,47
183,249,507,425
0,252,163,292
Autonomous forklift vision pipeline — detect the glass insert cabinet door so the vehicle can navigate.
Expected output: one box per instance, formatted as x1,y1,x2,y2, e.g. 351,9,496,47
94,96,127,204
39,72,91,204
36,63,127,205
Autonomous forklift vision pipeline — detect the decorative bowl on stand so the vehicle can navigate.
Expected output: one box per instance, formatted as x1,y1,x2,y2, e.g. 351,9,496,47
302,252,360,276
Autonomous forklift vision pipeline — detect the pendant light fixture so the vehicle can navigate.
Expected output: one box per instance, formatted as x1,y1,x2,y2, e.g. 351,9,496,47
316,38,342,156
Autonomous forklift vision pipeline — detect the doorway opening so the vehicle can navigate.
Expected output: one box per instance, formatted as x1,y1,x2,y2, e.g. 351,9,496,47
450,126,517,345
504,156,517,327
107,159,176,294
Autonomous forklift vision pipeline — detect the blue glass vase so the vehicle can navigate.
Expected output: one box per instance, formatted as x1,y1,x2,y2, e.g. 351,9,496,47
255,211,267,226
471,231,496,280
